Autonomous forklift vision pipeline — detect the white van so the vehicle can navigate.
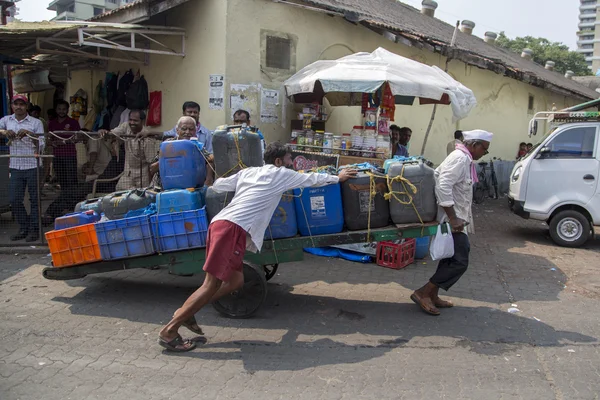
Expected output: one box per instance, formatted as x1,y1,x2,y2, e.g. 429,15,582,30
508,111,600,247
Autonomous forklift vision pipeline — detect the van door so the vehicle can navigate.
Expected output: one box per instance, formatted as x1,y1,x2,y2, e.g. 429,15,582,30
525,125,599,215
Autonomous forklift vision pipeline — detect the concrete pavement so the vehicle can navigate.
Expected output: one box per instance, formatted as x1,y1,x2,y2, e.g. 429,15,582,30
1,199,599,399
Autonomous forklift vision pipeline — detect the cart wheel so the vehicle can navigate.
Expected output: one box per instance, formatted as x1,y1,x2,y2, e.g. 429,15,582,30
263,264,279,281
212,262,267,319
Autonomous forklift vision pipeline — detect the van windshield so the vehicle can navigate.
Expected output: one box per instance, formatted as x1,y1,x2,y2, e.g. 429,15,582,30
521,127,557,159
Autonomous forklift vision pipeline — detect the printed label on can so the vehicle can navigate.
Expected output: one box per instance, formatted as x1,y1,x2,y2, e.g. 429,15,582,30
310,195,326,218
359,191,375,213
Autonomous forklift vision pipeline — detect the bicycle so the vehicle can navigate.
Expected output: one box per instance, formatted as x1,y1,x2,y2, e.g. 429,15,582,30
473,159,499,204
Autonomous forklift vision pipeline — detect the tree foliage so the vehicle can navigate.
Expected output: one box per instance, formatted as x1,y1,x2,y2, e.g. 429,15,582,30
496,32,590,76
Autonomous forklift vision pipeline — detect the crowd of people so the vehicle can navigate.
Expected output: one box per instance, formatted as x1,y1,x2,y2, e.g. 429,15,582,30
0,94,258,242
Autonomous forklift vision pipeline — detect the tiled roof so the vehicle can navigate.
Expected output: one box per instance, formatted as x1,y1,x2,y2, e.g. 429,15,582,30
300,0,599,100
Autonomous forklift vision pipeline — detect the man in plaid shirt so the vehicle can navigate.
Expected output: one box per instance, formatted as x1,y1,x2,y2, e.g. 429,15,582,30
0,95,45,241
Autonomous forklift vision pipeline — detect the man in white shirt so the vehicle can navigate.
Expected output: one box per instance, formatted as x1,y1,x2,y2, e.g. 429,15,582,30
411,129,492,316
158,142,357,351
0,95,45,242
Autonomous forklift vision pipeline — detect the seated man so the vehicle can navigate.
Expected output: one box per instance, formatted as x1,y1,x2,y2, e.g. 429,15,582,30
157,142,357,351
149,116,210,190
164,101,213,153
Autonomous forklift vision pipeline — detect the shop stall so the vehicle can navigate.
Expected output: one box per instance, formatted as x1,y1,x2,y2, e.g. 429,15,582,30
283,47,477,167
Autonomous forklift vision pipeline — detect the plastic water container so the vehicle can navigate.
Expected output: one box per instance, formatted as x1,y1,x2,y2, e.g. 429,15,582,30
101,189,156,220
54,210,101,231
212,125,263,177
156,188,204,215
341,172,390,230
74,197,103,214
159,139,207,190
265,191,298,240
205,187,235,222
388,161,437,224
415,236,431,259
293,183,344,236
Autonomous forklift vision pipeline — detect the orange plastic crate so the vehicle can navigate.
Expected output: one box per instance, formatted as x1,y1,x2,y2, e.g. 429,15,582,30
45,224,102,268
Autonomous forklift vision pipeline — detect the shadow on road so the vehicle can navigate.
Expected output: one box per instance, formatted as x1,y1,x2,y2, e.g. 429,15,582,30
52,275,597,372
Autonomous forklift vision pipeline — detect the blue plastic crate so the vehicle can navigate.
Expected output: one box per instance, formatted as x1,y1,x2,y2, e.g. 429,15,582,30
94,215,155,260
150,208,208,253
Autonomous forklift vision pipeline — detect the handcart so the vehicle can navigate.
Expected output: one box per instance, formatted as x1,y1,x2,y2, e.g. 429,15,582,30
42,222,437,318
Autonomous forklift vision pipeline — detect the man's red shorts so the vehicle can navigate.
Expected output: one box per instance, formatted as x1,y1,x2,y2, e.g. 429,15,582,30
203,220,247,282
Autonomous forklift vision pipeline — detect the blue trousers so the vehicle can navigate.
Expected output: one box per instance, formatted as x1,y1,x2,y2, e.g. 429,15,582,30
9,168,40,233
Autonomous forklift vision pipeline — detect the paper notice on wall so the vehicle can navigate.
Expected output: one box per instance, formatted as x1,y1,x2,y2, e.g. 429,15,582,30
260,88,279,124
208,74,224,110
230,84,259,122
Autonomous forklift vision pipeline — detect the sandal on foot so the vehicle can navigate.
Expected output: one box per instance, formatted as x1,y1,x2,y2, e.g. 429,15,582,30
434,298,454,308
158,335,196,352
182,316,204,335
410,294,440,316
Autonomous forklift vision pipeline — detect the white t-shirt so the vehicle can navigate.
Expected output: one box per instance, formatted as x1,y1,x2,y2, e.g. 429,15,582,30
212,164,339,252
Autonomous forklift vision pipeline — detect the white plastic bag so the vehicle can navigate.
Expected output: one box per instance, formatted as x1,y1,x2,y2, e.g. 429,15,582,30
429,222,455,261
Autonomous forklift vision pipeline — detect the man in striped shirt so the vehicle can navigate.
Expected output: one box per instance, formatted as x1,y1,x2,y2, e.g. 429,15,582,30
0,95,45,241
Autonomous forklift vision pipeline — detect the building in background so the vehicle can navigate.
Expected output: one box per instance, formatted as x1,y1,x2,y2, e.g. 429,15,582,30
577,0,599,71
0,0,19,25
47,0,125,21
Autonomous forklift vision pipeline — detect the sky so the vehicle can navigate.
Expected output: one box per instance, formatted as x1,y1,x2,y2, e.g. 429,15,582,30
16,0,581,49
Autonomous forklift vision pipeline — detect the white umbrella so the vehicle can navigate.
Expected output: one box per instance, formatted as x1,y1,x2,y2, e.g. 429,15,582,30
284,47,476,121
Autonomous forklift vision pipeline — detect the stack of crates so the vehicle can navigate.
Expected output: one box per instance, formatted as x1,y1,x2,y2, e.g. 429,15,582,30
151,188,209,252
47,186,210,267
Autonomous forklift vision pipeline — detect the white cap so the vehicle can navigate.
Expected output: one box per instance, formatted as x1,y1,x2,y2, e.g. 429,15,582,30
463,129,493,143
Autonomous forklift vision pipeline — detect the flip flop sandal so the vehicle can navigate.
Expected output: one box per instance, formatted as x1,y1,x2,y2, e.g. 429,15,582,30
158,335,197,352
410,294,440,316
182,316,204,335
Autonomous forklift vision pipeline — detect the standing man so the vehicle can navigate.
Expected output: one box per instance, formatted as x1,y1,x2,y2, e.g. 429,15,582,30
164,101,213,153
0,95,45,242
447,130,463,156
411,130,493,316
157,142,357,351
48,100,81,193
390,125,412,157
100,110,158,190
233,109,265,150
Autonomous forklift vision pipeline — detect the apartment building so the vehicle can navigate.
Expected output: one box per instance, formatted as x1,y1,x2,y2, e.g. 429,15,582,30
47,0,130,21
577,0,599,71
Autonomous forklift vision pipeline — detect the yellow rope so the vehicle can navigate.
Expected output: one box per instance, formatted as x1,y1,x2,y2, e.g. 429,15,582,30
218,131,250,178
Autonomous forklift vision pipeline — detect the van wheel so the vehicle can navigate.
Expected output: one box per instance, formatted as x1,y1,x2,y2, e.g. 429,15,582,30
549,210,591,248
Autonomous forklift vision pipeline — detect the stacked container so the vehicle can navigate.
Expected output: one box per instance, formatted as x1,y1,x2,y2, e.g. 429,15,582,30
341,172,389,230
293,183,344,236
159,139,207,190
388,160,437,224
212,125,263,177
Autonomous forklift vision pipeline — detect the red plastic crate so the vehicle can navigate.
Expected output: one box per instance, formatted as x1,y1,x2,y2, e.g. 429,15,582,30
376,239,416,269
